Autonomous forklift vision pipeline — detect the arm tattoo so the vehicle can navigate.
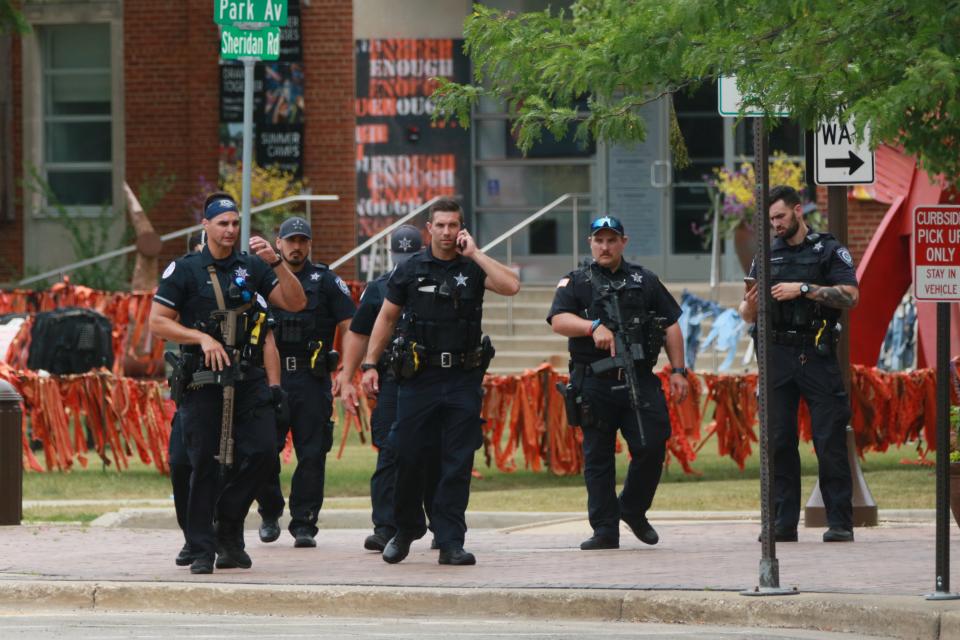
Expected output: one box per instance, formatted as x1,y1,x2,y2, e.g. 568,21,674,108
810,285,856,309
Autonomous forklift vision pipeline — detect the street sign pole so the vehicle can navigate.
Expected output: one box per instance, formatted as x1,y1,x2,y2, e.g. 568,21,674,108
216,0,288,248
927,300,960,600
743,118,797,597
240,56,255,251
912,204,960,600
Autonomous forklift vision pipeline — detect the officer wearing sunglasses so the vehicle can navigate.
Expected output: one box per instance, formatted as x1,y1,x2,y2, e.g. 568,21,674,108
548,215,689,551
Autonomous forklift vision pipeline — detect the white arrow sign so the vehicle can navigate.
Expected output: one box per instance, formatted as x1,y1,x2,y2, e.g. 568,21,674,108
814,118,875,185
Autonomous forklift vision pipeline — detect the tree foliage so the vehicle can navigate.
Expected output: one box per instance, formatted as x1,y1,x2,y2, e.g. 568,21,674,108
0,1,28,35
433,0,960,186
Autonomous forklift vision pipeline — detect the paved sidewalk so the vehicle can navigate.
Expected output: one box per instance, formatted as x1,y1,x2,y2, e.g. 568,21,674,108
2,515,960,639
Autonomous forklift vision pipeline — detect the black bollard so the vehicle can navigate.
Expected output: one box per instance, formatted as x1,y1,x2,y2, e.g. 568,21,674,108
0,379,23,525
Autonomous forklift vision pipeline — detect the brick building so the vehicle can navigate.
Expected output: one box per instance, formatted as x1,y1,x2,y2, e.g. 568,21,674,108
0,0,355,284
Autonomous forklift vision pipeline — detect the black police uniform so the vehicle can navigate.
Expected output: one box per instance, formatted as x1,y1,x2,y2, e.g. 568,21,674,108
256,260,356,538
350,268,440,543
385,248,488,551
547,260,681,543
748,231,857,533
167,411,192,562
154,246,279,564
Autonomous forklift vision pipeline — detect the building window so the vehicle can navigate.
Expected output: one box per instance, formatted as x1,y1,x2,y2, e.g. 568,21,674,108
673,83,724,255
39,23,113,209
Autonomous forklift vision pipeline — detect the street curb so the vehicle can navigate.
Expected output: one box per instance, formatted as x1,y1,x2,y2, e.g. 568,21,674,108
2,580,959,639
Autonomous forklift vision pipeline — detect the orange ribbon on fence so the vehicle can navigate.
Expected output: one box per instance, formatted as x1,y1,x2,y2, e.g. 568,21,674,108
3,364,174,473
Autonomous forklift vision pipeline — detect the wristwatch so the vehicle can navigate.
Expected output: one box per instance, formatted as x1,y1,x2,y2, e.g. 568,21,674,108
269,255,283,268
360,363,377,372
671,367,687,376
800,283,811,295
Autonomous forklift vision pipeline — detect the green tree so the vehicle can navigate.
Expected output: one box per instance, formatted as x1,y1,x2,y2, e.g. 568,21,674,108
1,1,28,34
434,1,960,186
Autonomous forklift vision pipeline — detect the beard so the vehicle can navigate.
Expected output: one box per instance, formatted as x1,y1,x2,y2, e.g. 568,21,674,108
283,252,306,266
777,216,801,239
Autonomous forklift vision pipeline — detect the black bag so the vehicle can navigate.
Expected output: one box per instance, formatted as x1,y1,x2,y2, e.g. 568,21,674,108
27,307,114,374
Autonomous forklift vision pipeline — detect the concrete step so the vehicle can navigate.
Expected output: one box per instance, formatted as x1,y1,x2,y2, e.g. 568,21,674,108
482,318,553,335
484,303,553,321
487,287,558,304
487,335,567,352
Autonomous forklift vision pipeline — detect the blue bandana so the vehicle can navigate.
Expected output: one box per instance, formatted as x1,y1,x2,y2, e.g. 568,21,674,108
204,198,237,220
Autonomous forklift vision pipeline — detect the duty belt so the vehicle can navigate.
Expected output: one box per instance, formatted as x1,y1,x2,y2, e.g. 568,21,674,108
425,350,482,369
571,361,648,381
771,331,818,347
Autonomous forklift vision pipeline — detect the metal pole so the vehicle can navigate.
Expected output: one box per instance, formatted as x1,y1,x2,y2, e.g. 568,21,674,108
0,380,23,525
572,196,579,269
240,58,255,251
927,301,959,600
507,236,514,336
743,118,796,596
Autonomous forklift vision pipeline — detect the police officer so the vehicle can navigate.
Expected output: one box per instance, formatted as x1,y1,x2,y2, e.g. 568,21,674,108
255,216,356,548
548,215,688,551
339,225,442,552
150,192,306,574
360,199,520,565
739,185,859,543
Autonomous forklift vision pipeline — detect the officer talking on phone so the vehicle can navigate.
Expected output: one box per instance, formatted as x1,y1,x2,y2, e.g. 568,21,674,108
360,199,520,566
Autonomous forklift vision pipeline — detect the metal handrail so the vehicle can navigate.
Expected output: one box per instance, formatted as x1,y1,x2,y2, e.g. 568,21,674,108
17,194,339,287
480,192,591,336
329,196,443,271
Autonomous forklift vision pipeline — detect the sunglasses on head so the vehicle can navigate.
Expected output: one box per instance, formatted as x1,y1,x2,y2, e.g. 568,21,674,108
590,216,624,235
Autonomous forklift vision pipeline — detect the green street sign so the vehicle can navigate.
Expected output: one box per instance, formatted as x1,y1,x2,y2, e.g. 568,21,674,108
214,0,288,27
220,26,281,60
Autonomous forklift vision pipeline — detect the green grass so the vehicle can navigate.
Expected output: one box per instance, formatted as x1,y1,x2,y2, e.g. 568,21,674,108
21,436,939,520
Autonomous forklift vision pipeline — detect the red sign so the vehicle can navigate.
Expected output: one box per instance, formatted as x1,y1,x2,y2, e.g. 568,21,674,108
913,205,960,301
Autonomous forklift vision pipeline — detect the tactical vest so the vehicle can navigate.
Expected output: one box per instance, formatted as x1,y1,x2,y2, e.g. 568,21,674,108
405,258,483,354
575,262,664,368
273,264,338,356
187,261,270,372
769,234,841,332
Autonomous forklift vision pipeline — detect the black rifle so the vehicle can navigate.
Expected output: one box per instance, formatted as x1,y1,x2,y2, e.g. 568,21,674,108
589,279,647,447
201,308,243,469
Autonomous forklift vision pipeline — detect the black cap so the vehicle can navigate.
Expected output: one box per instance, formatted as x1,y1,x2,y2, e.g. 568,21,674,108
278,216,312,239
390,225,422,263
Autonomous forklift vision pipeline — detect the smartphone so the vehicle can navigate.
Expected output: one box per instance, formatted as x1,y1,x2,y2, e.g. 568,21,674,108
457,227,468,251
743,276,757,287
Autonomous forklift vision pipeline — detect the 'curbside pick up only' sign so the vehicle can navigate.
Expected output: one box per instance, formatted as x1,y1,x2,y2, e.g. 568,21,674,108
913,205,960,301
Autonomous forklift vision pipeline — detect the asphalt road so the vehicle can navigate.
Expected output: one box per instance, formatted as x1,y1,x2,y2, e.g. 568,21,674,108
0,612,893,639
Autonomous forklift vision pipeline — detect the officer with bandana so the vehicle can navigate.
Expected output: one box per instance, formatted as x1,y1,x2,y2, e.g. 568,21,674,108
360,199,520,566
150,192,306,574
740,185,859,543
255,216,356,549
548,215,688,551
